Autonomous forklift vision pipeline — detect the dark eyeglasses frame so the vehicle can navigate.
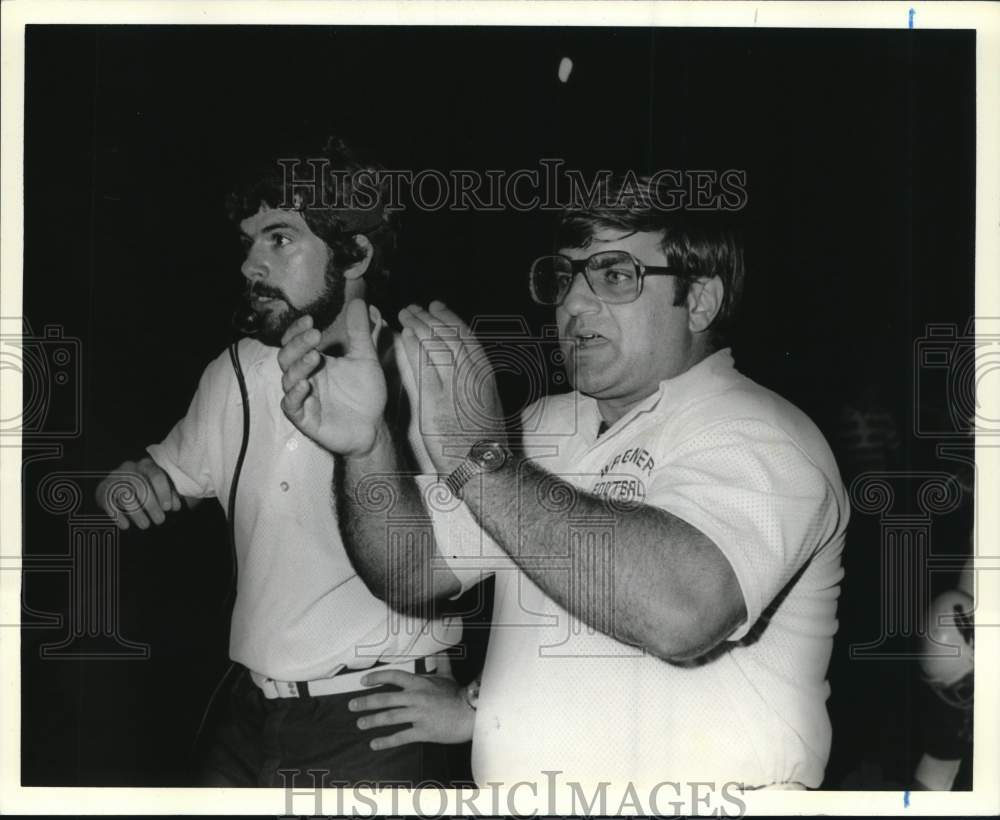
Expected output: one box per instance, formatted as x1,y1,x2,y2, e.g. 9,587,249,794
529,251,678,306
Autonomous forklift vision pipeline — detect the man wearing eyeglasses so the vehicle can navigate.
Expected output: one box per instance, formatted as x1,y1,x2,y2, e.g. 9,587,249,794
278,175,848,791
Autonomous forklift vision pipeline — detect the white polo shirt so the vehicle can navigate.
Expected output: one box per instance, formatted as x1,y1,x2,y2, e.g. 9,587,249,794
437,349,848,788
148,332,461,682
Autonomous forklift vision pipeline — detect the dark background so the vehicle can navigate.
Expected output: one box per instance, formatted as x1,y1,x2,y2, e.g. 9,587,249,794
20,26,975,787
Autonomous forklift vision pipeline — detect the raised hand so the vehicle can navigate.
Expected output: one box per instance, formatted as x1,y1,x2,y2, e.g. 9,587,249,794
278,298,388,457
398,300,505,474
348,667,475,750
95,456,182,530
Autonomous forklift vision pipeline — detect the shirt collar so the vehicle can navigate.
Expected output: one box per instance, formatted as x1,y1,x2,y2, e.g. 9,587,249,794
592,347,735,438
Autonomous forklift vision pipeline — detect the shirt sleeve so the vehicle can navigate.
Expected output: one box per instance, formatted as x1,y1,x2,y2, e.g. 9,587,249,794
644,417,842,641
145,349,234,500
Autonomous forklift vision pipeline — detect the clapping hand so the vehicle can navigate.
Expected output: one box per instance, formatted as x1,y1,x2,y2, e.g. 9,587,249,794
398,301,505,474
278,299,388,457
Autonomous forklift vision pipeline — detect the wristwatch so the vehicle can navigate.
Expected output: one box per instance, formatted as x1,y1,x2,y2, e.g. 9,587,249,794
445,440,510,498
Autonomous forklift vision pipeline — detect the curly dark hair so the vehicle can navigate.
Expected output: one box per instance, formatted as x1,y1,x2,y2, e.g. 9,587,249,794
226,135,397,311
555,175,746,347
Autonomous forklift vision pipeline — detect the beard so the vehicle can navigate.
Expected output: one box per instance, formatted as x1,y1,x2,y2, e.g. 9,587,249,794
243,262,347,348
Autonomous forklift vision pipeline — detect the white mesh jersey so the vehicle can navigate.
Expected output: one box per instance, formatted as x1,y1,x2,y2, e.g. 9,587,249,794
437,348,848,788
147,329,461,682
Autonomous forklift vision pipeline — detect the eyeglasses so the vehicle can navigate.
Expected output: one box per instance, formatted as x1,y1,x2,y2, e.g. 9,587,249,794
529,250,676,307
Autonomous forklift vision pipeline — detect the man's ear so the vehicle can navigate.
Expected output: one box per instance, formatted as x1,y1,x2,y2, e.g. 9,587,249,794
686,276,725,334
342,234,374,280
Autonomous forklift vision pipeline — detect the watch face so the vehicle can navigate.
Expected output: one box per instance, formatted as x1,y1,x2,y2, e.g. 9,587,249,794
469,440,508,472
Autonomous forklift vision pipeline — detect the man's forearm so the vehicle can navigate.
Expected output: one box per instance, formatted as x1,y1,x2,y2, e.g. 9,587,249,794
336,422,458,614
461,455,745,661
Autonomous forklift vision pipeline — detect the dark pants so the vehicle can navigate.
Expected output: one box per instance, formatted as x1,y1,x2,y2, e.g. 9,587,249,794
197,666,452,787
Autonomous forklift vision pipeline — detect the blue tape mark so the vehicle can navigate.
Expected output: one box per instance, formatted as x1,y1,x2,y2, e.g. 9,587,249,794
904,790,911,808
908,8,915,29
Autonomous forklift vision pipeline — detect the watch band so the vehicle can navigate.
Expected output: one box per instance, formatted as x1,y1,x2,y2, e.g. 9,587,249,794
444,461,479,498
445,440,510,499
